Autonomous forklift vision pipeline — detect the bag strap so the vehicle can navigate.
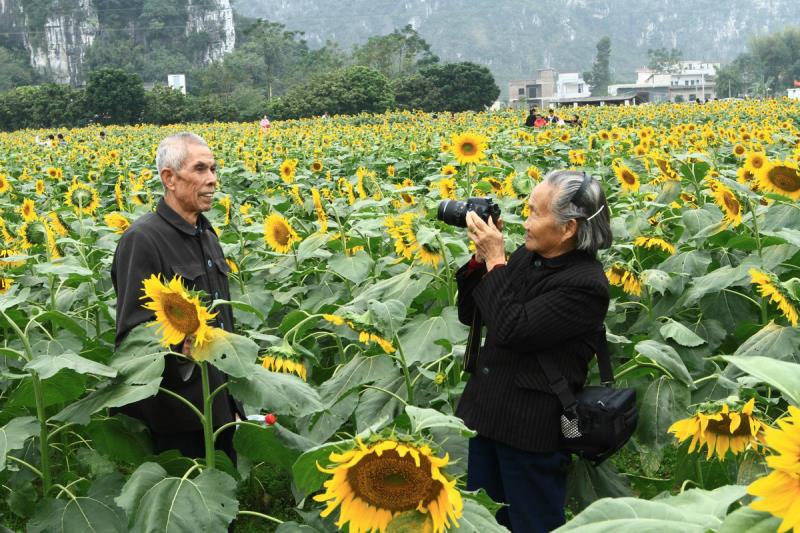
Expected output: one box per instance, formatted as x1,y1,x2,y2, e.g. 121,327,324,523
540,327,613,414
463,309,483,372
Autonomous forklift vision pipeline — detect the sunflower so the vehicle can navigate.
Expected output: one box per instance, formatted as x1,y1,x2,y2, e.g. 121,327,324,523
732,144,746,157
219,195,231,225
0,174,10,194
311,187,328,232
749,268,799,326
35,179,45,196
450,132,487,165
437,178,456,200
104,212,130,235
311,160,324,173
0,277,12,294
114,176,125,210
386,165,396,177
46,212,68,238
322,314,346,326
416,242,443,269
744,152,768,175
0,246,25,268
569,149,586,166
748,406,800,533
314,437,463,533
264,213,300,254
633,236,675,254
19,199,37,222
65,181,100,216
526,166,541,181
755,161,800,200
711,182,743,227
606,264,641,296
441,165,457,176
46,167,63,180
612,160,640,193
394,179,415,207
225,258,238,273
668,398,765,460
279,159,298,184
261,347,308,381
140,274,217,348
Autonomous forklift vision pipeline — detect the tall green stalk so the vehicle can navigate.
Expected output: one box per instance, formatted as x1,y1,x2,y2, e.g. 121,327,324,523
200,361,216,470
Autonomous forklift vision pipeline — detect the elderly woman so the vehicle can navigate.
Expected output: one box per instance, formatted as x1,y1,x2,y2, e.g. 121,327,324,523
456,170,613,532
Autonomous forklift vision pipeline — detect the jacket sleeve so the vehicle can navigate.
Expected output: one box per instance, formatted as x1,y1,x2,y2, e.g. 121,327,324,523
455,258,487,326
471,266,608,350
112,228,161,345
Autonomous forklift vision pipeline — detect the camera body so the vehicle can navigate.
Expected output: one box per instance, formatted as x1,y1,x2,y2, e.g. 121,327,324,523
437,197,501,228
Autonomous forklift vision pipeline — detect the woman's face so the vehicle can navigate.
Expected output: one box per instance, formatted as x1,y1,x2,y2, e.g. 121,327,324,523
522,182,576,257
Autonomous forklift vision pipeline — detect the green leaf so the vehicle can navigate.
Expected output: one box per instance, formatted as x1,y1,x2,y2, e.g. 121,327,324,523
292,440,354,498
233,423,300,470
566,459,633,513
387,510,434,532
681,209,719,238
25,351,117,379
659,320,706,347
718,506,783,533
116,462,238,533
733,322,800,362
352,268,430,307
399,307,467,365
658,484,747,518
53,380,161,425
86,415,152,464
0,286,30,312
634,340,693,385
457,497,510,532
34,258,93,279
210,299,265,321
318,354,395,406
637,376,690,457
0,417,39,472
34,310,89,339
355,370,406,433
761,228,800,248
641,270,672,295
111,324,169,384
197,331,259,378
722,355,800,406
28,496,127,533
228,366,323,417
8,371,87,408
328,252,374,284
296,232,331,262
405,406,475,437
683,265,749,305
367,299,408,337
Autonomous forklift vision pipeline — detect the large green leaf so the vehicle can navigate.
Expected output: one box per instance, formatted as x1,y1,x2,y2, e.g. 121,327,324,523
28,496,127,532
228,366,323,417
717,506,782,533
85,415,152,464
566,459,633,513
732,322,800,362
456,497,510,532
556,485,746,532
196,331,259,378
659,320,705,347
354,370,406,433
399,307,467,365
683,265,749,305
659,250,711,278
722,355,800,406
328,252,374,284
292,440,354,498
318,354,395,405
116,462,238,533
8,371,87,408
233,423,300,470
24,350,117,379
634,340,693,385
111,324,169,384
637,376,690,458
405,406,475,437
34,258,93,279
53,380,161,425
296,232,332,262
0,417,39,472
351,268,430,307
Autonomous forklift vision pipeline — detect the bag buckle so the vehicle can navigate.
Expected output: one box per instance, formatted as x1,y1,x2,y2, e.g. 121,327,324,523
551,376,578,415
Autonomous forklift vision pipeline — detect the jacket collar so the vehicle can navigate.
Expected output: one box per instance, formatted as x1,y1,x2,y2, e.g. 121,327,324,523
156,198,210,236
533,248,592,268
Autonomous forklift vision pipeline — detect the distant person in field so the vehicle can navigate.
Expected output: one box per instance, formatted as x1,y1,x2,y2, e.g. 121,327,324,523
111,132,244,463
547,108,558,124
524,108,537,128
259,115,271,132
534,115,548,128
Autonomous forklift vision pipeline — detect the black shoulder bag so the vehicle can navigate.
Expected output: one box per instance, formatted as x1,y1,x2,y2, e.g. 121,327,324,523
539,328,638,464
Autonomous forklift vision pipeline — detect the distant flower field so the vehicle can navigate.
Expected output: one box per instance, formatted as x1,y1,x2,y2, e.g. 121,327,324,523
1,100,799,532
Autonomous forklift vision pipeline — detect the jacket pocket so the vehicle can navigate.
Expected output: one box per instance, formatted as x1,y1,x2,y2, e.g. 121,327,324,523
213,257,231,276
172,263,205,282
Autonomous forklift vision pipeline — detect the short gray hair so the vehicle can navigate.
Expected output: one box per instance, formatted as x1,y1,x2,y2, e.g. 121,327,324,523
543,170,613,256
155,132,209,174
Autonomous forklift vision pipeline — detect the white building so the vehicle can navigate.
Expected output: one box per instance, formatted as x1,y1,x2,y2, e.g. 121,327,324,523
788,88,800,100
509,70,590,108
556,73,590,99
609,60,720,103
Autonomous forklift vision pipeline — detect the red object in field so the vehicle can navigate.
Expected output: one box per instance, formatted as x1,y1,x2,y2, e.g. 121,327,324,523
264,413,277,425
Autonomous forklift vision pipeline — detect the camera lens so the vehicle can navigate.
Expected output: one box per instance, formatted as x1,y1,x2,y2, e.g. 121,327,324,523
437,200,468,227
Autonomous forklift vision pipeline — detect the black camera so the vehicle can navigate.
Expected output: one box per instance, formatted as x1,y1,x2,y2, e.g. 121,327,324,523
437,197,501,228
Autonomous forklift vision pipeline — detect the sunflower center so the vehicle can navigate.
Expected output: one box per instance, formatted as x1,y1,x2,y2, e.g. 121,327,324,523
722,192,740,215
767,166,800,193
271,222,291,245
705,414,754,437
461,142,476,155
346,449,444,512
162,292,200,334
621,170,636,185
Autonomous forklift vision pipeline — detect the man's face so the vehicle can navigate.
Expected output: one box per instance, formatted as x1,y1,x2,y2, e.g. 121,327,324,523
163,143,217,216
522,182,572,257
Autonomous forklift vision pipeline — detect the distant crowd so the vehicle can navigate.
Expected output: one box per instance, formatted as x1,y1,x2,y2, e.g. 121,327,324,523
524,108,582,128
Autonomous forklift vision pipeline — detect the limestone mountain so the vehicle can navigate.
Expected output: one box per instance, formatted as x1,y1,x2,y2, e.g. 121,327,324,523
234,0,800,95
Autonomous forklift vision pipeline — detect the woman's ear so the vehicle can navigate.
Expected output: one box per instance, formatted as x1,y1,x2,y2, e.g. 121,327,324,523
562,218,578,243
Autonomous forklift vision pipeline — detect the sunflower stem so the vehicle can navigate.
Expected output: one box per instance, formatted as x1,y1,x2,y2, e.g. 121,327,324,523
393,334,415,405
200,361,216,470
237,510,284,524
435,235,455,306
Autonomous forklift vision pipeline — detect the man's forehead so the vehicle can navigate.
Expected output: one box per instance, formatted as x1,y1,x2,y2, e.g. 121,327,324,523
185,143,214,163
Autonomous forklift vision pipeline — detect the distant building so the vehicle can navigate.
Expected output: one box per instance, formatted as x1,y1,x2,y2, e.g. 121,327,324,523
788,88,800,100
509,69,589,109
609,61,719,103
168,74,187,95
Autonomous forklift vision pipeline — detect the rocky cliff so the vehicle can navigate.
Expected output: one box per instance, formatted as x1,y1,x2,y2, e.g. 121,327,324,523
0,0,236,85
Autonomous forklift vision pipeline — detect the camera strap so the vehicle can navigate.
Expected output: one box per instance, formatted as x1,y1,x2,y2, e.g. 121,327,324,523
463,309,483,372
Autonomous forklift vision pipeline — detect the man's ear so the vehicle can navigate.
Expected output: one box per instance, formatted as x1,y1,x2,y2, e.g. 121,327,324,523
161,168,175,192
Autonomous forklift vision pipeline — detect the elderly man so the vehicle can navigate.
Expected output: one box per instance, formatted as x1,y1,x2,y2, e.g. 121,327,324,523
111,132,242,461
457,170,613,532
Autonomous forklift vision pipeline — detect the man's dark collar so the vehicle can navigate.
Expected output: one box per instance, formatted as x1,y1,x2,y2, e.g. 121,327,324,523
156,198,211,236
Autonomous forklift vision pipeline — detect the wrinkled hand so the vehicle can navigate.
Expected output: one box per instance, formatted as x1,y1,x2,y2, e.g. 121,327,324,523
466,212,505,269
181,336,195,358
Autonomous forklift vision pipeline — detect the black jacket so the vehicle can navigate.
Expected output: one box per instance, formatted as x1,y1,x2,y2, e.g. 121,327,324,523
455,247,609,452
111,199,243,433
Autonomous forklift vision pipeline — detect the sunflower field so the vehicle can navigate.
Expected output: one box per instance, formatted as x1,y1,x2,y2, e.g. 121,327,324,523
1,99,800,533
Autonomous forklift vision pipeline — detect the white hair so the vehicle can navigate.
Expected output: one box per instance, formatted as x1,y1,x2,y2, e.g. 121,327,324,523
155,132,209,174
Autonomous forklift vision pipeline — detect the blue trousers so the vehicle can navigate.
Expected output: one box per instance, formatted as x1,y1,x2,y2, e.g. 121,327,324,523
467,434,570,533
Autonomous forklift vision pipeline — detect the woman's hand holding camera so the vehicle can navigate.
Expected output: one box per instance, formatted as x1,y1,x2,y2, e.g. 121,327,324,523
466,211,505,270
